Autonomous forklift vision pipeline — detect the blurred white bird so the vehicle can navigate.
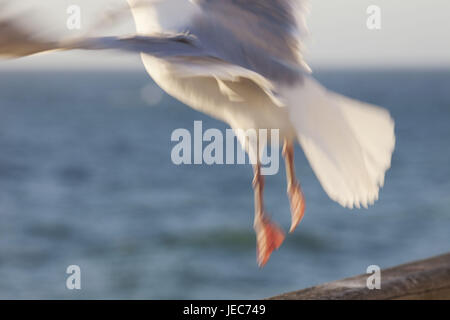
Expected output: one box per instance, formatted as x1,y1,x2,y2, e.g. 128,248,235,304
0,0,395,267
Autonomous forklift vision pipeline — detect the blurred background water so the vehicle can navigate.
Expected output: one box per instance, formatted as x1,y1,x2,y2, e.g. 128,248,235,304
0,69,449,299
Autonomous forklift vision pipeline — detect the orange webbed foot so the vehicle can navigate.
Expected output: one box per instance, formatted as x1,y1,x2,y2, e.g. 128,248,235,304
254,215,285,267
288,183,305,233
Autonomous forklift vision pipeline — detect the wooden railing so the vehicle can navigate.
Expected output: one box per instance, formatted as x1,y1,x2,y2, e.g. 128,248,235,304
269,252,450,300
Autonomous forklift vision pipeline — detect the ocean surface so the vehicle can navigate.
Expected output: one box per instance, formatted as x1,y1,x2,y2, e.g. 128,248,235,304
0,69,449,299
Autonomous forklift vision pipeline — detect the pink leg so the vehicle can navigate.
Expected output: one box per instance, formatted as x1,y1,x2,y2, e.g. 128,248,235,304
253,163,285,267
283,140,306,233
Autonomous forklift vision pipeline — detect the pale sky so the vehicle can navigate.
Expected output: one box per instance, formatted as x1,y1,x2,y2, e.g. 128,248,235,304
1,0,449,70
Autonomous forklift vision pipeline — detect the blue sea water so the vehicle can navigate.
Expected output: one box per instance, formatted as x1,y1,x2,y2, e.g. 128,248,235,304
0,69,449,299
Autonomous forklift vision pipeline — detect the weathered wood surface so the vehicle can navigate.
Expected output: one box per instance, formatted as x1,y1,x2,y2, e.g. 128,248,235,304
270,253,450,300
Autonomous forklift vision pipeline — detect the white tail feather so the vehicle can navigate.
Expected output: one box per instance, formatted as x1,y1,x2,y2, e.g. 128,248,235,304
284,77,395,208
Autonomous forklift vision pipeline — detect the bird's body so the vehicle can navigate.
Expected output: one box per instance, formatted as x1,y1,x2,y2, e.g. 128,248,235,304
142,54,296,142
129,0,299,147
0,0,395,266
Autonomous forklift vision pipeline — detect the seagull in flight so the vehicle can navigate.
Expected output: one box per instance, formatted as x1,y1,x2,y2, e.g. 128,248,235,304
0,0,395,267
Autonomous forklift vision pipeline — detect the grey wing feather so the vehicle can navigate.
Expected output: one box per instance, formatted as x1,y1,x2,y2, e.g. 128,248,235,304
190,0,310,84
0,2,307,103
0,15,205,59
0,17,59,57
69,34,207,58
0,14,283,105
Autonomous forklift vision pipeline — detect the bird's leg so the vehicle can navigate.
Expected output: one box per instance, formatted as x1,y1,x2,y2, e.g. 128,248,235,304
253,163,285,267
283,139,306,233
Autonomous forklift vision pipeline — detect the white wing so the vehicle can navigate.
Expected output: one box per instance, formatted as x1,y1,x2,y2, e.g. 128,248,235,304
0,13,282,106
126,0,311,84
0,15,200,58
